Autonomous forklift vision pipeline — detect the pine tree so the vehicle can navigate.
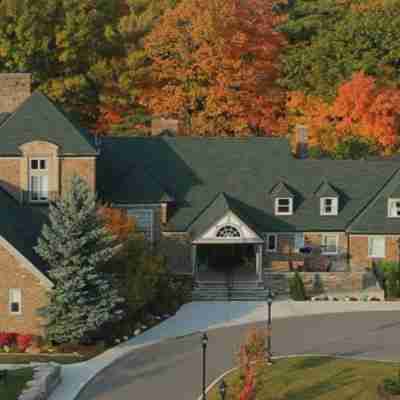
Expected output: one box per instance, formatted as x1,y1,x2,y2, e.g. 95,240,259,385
35,175,124,344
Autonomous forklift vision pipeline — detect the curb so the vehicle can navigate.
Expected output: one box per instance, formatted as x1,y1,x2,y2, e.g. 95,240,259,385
196,353,400,400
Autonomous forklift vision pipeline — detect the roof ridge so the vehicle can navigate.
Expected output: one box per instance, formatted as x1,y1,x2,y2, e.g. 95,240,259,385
185,192,228,231
346,167,400,231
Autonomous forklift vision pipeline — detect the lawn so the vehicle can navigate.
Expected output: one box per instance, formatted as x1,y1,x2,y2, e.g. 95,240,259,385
0,368,33,400
208,356,400,400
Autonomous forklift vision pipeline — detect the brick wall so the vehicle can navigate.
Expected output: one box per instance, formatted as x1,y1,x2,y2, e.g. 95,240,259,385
0,158,21,200
349,235,400,271
60,157,96,195
0,242,48,336
0,73,31,113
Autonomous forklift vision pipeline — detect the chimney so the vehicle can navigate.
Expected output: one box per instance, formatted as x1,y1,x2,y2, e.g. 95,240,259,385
295,124,308,159
0,73,31,114
151,116,180,136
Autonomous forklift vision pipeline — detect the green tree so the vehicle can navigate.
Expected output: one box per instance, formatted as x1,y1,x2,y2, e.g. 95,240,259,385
280,1,400,98
35,175,124,344
331,136,378,159
0,0,121,126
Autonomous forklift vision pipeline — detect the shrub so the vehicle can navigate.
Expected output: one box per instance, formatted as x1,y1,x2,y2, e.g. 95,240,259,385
16,334,33,352
383,370,400,395
289,271,307,300
377,261,400,299
0,332,17,347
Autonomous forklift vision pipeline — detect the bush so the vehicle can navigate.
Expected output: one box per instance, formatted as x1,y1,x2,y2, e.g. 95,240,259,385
289,271,307,300
383,370,400,395
16,335,33,352
377,261,400,299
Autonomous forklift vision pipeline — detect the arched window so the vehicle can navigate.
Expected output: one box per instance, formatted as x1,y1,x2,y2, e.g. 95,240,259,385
216,225,241,238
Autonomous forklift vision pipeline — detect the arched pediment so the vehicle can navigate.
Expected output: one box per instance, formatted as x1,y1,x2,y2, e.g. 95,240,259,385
19,140,59,156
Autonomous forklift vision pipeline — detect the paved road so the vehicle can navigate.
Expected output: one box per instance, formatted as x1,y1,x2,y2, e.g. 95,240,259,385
77,311,400,400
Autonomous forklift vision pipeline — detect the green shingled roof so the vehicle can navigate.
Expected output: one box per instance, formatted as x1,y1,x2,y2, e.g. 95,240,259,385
0,188,48,274
0,91,97,156
314,181,339,197
270,182,295,197
98,136,400,234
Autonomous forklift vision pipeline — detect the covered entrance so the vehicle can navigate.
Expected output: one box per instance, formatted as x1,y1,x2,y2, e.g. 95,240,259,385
191,208,264,283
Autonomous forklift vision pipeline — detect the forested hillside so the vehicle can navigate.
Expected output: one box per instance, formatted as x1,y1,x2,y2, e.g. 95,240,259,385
0,0,399,157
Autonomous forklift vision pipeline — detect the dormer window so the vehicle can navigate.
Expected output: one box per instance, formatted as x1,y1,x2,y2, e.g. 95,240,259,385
320,197,338,216
388,198,400,218
275,197,293,215
29,158,49,203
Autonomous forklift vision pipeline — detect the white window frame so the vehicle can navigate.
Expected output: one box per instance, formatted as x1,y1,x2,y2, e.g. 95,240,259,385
265,233,278,253
29,158,49,203
275,197,293,215
321,233,339,255
294,232,304,253
127,208,154,242
320,197,338,216
368,236,386,258
388,198,400,218
9,288,22,315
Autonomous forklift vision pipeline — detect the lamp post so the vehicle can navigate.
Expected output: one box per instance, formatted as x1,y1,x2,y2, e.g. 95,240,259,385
219,379,227,400
202,332,208,400
266,288,273,365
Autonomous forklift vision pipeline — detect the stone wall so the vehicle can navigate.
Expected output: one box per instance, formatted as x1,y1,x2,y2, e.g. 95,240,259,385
0,242,48,336
0,73,31,113
266,271,375,296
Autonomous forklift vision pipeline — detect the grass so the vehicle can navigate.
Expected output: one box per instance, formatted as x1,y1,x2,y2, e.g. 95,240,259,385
208,356,400,400
0,368,33,400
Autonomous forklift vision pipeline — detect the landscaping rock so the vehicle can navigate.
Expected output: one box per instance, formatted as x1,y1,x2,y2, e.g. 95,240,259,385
134,329,141,336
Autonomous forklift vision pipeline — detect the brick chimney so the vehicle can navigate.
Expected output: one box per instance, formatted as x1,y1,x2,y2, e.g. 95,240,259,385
151,116,180,136
295,124,308,159
0,73,31,114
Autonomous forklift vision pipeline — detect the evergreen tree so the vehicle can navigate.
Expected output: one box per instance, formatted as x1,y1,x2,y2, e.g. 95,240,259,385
35,175,124,344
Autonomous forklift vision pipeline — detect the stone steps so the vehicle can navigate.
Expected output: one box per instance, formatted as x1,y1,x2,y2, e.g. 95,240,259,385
192,286,268,301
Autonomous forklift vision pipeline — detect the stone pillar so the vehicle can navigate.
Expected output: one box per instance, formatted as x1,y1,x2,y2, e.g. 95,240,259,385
256,244,263,281
191,244,197,280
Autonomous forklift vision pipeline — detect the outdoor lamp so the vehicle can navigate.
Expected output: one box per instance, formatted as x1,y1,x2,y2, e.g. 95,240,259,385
266,287,273,365
202,332,208,399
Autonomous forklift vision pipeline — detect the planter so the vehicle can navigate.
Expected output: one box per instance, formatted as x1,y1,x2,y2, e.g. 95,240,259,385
378,384,400,399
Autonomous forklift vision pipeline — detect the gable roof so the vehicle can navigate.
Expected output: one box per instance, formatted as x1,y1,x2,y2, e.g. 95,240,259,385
187,192,261,239
348,168,400,233
0,91,97,156
314,180,339,197
270,182,295,197
98,136,400,234
0,188,50,284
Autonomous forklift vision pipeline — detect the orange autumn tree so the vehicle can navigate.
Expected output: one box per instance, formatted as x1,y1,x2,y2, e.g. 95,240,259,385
98,205,135,242
288,72,400,155
141,0,287,136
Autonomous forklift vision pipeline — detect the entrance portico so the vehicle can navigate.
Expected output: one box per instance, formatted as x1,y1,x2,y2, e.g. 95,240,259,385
191,210,264,283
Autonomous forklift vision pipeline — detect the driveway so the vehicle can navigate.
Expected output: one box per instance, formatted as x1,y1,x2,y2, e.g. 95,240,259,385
76,309,400,400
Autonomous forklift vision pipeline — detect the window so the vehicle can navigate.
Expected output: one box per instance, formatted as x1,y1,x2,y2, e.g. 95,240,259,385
293,233,304,252
9,289,22,315
321,233,339,255
320,197,338,216
216,225,241,238
368,236,385,258
388,199,400,218
265,234,277,252
275,197,293,215
29,158,49,202
127,209,154,241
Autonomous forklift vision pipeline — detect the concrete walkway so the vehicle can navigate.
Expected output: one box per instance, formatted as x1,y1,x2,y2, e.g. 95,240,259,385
49,300,400,400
